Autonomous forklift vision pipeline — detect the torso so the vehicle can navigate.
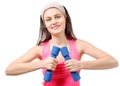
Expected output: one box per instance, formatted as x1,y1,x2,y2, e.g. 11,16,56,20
36,39,84,60
41,39,82,86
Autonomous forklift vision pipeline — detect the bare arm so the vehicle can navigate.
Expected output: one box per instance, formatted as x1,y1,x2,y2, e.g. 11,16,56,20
77,39,118,70
5,46,43,75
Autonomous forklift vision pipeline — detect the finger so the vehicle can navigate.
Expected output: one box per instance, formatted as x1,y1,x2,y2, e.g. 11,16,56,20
51,60,57,66
47,66,52,70
51,63,57,69
54,59,58,63
51,58,58,63
68,66,77,72
67,66,73,71
48,58,56,64
50,61,58,70
51,66,56,70
64,61,72,67
64,60,70,64
47,64,56,70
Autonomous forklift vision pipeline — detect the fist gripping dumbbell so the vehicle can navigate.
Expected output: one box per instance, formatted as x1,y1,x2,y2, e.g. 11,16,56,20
44,46,60,82
60,46,81,81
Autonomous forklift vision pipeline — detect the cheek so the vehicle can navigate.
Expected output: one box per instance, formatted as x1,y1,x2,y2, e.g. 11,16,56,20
45,23,52,32
62,19,66,28
45,22,50,28
61,21,66,29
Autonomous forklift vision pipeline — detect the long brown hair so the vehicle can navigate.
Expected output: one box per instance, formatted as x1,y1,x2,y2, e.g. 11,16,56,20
36,6,76,45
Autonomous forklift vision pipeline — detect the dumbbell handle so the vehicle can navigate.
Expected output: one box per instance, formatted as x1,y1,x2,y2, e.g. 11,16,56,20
44,46,60,82
60,46,81,81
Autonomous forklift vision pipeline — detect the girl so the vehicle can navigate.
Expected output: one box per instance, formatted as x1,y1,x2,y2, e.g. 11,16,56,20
6,2,118,86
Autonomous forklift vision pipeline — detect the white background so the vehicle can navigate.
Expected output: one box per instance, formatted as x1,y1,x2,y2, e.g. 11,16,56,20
0,0,120,86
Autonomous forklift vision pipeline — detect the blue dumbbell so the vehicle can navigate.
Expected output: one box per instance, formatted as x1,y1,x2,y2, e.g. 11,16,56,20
60,46,81,81
44,46,60,82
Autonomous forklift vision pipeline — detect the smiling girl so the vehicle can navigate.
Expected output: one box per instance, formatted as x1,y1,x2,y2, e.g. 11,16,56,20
6,2,118,86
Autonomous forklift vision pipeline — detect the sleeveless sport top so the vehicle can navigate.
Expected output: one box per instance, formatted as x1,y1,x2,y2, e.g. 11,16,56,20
42,39,81,86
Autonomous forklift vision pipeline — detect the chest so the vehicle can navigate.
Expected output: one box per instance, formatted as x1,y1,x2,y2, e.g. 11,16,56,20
56,52,65,63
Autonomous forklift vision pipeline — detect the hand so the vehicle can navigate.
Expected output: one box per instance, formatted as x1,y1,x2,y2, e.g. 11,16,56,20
42,57,58,71
64,59,81,72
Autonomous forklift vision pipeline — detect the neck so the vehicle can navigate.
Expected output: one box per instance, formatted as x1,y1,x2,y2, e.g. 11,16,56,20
50,35,69,47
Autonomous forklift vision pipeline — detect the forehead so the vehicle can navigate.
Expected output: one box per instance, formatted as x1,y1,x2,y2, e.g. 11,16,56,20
44,7,63,18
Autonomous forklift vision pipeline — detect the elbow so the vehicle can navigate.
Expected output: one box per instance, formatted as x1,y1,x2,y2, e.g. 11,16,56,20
5,66,18,76
111,58,119,68
5,68,11,75
114,59,119,67
5,67,14,75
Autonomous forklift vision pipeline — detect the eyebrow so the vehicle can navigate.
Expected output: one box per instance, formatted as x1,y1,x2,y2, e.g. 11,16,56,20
44,13,62,19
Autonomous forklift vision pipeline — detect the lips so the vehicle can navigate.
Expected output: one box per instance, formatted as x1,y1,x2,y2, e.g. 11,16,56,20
52,25,60,30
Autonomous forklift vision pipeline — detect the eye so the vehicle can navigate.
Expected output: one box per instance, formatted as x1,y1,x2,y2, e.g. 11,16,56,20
45,18,51,22
55,15,61,19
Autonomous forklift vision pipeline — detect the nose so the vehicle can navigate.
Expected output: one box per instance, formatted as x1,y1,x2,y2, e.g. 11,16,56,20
51,18,57,25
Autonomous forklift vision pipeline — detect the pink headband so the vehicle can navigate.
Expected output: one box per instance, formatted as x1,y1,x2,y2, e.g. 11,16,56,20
41,2,66,20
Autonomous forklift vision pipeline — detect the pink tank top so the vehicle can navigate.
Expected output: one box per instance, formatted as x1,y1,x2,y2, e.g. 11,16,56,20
42,40,80,86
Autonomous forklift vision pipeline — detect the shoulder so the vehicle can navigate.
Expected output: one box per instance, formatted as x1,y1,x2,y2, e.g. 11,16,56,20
75,38,88,46
75,38,100,54
29,43,44,57
75,39,94,51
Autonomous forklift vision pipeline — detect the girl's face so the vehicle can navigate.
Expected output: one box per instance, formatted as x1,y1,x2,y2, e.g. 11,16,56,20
43,8,66,35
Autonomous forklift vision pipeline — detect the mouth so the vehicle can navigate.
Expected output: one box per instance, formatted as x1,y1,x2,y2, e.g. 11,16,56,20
51,25,60,30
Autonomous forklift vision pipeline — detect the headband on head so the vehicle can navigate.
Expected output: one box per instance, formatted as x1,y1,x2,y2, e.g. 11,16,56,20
41,2,66,20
